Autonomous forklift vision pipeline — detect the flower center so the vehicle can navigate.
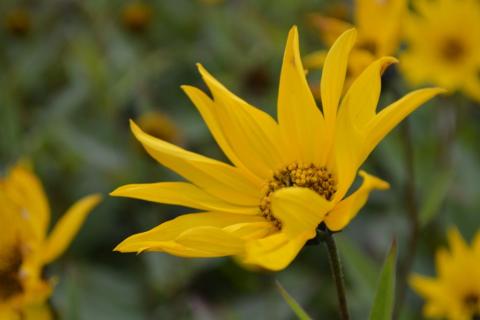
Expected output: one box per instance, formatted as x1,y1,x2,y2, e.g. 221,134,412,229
440,37,466,63
0,245,24,301
464,293,480,314
357,39,378,56
260,162,336,229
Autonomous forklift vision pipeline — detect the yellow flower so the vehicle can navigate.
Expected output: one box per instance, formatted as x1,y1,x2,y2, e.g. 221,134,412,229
410,228,480,320
400,0,480,101
305,0,406,83
121,1,152,33
136,111,183,145
0,162,101,319
112,26,444,271
5,7,31,37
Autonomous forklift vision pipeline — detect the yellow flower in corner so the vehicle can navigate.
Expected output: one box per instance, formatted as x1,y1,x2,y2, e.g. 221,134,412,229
0,163,101,320
112,26,444,271
401,0,480,101
305,0,406,82
410,228,480,319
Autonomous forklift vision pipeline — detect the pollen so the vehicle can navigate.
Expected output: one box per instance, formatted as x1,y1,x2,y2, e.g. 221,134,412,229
260,162,336,229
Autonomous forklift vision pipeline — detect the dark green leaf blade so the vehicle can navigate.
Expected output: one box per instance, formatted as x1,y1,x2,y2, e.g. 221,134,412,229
368,241,397,320
275,280,313,320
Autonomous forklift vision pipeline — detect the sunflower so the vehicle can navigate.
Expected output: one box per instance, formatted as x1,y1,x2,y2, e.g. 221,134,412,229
410,228,480,320
304,0,406,84
400,0,480,102
112,26,444,271
0,163,101,320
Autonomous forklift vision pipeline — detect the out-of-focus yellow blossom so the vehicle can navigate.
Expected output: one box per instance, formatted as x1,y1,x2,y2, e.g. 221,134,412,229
0,163,101,320
5,8,31,37
305,0,406,86
111,26,443,271
410,228,480,320
400,0,480,102
137,111,183,145
121,2,152,33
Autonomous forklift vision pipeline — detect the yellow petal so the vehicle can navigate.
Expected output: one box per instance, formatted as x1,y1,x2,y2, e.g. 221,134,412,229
181,85,262,184
3,163,50,241
111,182,257,214
277,26,326,164
308,14,352,46
194,65,286,179
23,304,53,320
130,120,261,205
320,28,357,143
447,227,468,257
303,50,327,70
409,274,449,317
333,57,397,198
242,232,310,271
271,187,333,237
41,194,102,264
325,171,389,231
114,212,267,257
354,0,406,56
363,88,446,162
340,56,398,129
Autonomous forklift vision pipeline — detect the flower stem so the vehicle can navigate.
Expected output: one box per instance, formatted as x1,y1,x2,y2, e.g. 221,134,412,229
323,229,349,320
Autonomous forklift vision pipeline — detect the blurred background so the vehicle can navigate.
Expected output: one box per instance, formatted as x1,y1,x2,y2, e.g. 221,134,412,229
1,0,480,319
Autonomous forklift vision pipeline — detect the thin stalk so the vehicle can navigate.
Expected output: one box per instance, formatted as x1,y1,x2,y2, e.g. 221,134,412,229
393,118,420,319
323,230,349,320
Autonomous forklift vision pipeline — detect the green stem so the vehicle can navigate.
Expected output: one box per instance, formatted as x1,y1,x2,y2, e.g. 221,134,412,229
323,230,349,320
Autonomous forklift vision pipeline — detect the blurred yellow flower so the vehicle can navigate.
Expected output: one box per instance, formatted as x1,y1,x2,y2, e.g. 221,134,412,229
136,111,183,145
400,0,480,101
121,1,152,33
410,228,480,320
305,0,406,84
5,7,31,37
0,163,101,320
112,26,443,271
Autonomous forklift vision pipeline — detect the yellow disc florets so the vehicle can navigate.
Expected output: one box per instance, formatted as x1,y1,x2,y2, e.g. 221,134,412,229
260,162,337,229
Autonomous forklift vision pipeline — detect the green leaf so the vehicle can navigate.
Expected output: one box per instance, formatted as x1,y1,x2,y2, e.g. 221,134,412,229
337,236,379,294
368,241,397,320
419,169,453,227
275,280,313,320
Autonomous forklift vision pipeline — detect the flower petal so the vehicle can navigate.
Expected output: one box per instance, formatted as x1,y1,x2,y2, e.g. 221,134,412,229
130,120,261,206
271,187,333,237
321,28,357,143
181,85,261,184
324,171,389,231
3,163,50,241
340,56,398,129
114,212,268,257
362,88,446,162
277,26,326,164
42,194,102,264
242,232,311,271
333,57,397,199
308,14,353,46
303,50,327,70
447,227,468,256
193,65,287,179
111,182,257,214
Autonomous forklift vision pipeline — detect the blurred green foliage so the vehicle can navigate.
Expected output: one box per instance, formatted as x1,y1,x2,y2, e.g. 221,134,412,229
1,0,480,319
